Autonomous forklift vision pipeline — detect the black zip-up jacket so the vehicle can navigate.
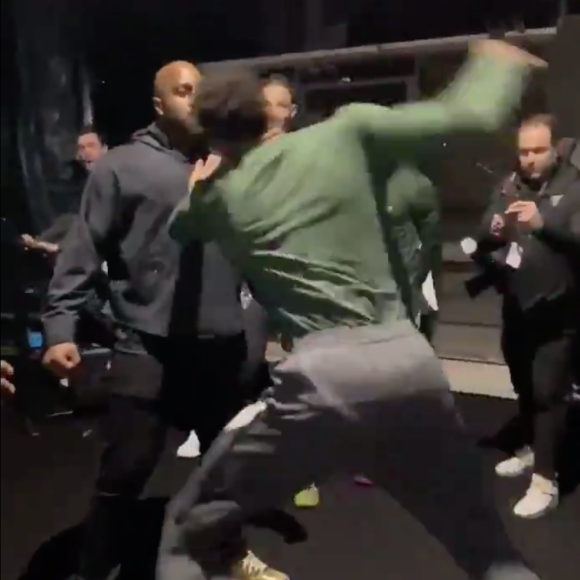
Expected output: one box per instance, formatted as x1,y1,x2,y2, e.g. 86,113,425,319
476,150,579,314
42,124,244,346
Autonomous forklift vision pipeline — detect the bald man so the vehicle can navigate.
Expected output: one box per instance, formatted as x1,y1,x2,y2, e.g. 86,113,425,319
42,61,287,580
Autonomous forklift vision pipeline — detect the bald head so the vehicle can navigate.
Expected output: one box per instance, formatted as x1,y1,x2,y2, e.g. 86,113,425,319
153,61,201,135
153,61,200,98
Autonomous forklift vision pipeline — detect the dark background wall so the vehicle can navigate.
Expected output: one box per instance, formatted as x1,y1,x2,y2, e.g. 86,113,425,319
1,0,29,230
0,0,569,233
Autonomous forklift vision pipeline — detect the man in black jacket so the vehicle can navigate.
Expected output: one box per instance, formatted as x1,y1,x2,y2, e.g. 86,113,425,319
42,61,286,580
20,126,108,253
477,115,579,519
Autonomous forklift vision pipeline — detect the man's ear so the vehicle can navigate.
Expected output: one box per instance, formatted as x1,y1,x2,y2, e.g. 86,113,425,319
153,97,163,117
290,104,298,119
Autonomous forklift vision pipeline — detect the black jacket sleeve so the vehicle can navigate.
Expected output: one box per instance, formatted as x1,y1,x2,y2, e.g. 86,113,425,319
534,219,580,257
534,186,580,260
42,163,120,346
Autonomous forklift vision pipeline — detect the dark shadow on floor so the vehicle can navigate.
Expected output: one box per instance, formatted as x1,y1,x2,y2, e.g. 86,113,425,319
17,525,82,580
6,394,578,580
248,509,308,544
117,498,167,580
559,406,580,496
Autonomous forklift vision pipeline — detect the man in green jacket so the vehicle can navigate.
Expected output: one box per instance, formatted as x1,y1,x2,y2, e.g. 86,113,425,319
158,41,544,580
383,165,442,339
353,166,442,488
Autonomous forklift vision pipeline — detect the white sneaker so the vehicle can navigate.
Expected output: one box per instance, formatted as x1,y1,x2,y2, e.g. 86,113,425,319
176,431,201,458
513,473,559,519
483,563,541,580
495,448,534,478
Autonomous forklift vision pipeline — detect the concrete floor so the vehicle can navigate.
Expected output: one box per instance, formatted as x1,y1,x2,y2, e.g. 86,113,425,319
3,395,578,580
3,262,579,580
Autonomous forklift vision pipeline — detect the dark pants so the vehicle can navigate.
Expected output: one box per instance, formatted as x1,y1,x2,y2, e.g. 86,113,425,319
78,333,251,580
501,300,575,479
158,321,538,580
239,299,270,397
419,310,438,343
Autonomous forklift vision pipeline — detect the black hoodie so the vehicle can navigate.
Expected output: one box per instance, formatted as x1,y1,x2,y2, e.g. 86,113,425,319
476,147,579,314
43,124,244,346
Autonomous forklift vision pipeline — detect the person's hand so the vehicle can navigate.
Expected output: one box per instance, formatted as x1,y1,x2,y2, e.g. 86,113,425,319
20,234,59,254
490,214,506,237
189,154,222,189
505,201,544,230
189,159,205,188
472,40,548,69
42,343,81,378
21,233,39,248
36,240,59,254
1,360,15,395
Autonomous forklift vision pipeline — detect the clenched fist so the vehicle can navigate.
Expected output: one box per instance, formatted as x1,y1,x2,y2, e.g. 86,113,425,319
42,343,81,378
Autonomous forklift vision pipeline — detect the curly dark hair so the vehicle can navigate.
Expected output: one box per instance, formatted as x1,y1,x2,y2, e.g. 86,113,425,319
193,67,268,143
79,125,107,146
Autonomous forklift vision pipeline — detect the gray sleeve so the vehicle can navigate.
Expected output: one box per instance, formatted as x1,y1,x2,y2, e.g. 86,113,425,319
42,163,120,346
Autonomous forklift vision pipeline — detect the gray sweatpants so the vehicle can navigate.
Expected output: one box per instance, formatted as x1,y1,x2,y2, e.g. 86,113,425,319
157,321,539,580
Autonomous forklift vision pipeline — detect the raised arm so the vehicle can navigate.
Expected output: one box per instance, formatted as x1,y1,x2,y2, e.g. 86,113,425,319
42,163,120,347
337,40,546,157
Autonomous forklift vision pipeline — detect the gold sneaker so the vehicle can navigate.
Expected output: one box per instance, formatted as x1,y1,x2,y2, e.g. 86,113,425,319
231,551,290,580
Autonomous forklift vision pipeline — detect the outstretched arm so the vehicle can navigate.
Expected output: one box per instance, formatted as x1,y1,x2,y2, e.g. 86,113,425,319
168,155,222,245
337,40,546,158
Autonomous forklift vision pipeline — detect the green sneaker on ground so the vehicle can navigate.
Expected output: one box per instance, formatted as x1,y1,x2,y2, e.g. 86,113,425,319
294,484,320,508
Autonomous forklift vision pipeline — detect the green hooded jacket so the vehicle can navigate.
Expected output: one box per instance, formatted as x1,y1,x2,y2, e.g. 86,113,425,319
381,166,442,323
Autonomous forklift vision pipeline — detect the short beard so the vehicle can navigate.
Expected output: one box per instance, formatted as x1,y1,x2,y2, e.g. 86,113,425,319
524,149,557,181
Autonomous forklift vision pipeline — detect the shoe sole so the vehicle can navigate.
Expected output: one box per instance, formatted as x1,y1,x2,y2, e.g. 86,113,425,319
513,499,559,520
